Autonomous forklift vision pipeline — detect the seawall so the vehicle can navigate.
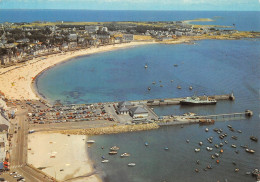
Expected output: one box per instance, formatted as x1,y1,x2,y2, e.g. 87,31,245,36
53,123,160,135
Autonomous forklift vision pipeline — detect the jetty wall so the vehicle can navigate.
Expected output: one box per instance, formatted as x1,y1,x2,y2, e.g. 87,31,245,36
54,123,160,135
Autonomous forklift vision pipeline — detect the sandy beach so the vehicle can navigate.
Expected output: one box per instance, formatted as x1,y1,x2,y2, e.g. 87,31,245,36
0,41,155,101
28,132,100,182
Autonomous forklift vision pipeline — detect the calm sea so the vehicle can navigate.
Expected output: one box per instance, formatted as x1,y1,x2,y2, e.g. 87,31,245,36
33,10,260,182
37,39,260,182
0,10,260,31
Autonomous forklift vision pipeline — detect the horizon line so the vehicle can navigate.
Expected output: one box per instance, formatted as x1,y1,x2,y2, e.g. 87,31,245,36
1,9,259,12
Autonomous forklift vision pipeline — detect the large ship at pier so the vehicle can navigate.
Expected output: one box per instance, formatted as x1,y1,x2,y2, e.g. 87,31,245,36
180,95,217,105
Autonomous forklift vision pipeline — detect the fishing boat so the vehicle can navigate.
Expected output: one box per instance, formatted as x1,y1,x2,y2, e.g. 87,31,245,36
180,95,217,105
196,160,200,164
215,153,219,157
144,64,148,69
186,139,190,143
250,136,258,142
160,85,163,87
220,149,224,153
109,151,118,155
174,64,178,67
215,144,219,148
152,82,156,84
219,143,223,147
245,148,255,154
194,148,200,152
101,160,109,163
232,136,238,140
110,146,120,151
231,144,237,148
205,128,209,132
237,130,242,133
206,147,213,151
171,80,174,82
199,142,203,146
195,169,199,173
128,163,136,167
240,145,248,148
120,153,131,157
207,138,212,143
177,85,182,89
207,165,212,169
235,168,239,172
211,155,215,159
144,142,149,146
148,87,151,91
164,147,169,150
87,140,95,144
227,125,232,128
189,86,193,90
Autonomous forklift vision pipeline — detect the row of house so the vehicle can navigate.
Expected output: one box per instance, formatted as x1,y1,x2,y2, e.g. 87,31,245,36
0,96,10,171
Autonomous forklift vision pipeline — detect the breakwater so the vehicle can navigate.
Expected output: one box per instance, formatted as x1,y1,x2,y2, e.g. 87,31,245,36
56,123,160,135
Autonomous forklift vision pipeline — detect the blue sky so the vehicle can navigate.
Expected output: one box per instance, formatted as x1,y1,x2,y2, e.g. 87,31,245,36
0,0,259,11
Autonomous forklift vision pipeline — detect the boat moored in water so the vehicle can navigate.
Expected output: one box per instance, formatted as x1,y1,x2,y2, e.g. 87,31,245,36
206,147,213,151
128,163,136,167
101,160,109,163
194,148,200,152
120,153,131,157
110,146,120,151
250,136,258,142
109,151,118,155
87,140,95,144
245,148,255,154
180,95,217,105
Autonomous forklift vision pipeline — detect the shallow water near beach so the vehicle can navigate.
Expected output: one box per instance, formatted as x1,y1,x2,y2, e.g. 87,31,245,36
37,39,260,182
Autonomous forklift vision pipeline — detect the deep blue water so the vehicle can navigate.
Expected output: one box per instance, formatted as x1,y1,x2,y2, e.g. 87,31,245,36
0,10,260,31
37,39,260,182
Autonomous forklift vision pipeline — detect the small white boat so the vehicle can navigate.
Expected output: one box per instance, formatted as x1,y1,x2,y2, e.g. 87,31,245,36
231,144,237,148
109,151,118,155
206,147,213,151
205,128,209,132
144,64,148,69
128,163,136,167
120,153,130,157
189,86,193,90
110,146,120,151
245,148,255,154
87,140,95,144
194,148,200,152
199,142,203,146
101,160,109,163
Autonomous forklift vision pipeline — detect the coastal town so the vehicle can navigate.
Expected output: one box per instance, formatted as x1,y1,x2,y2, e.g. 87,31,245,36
0,19,259,182
1,20,259,66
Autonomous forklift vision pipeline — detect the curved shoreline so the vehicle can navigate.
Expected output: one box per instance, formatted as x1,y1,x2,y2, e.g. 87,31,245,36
0,41,156,101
